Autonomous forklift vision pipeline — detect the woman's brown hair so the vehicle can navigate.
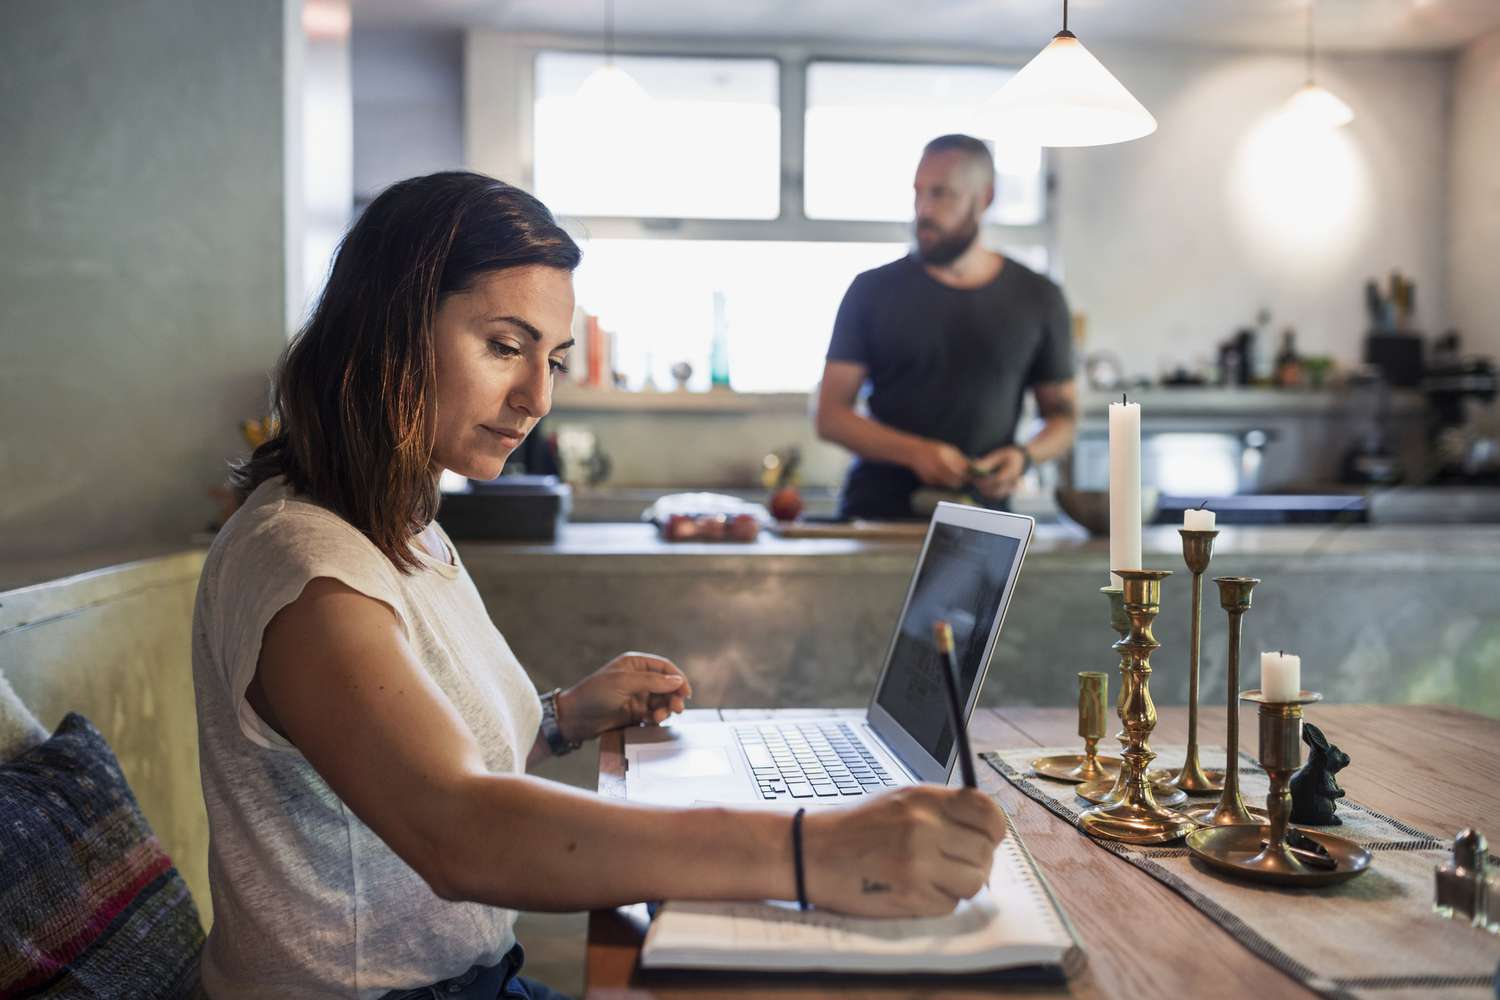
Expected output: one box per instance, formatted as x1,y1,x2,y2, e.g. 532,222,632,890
232,171,581,572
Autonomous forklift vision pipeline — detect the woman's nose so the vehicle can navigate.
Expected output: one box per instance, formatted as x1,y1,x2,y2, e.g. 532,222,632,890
508,361,552,419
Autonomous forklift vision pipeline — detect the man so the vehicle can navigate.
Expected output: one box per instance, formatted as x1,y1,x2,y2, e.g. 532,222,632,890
815,133,1078,520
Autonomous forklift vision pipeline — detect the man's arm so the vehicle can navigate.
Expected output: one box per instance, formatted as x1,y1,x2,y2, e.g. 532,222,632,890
1025,378,1079,463
972,379,1078,499
814,360,968,490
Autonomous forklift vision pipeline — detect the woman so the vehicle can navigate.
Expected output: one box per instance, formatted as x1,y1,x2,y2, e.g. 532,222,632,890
192,171,1006,999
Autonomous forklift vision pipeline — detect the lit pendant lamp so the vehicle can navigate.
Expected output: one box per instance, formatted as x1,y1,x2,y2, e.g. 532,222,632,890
988,0,1156,147
577,0,646,106
1284,1,1353,130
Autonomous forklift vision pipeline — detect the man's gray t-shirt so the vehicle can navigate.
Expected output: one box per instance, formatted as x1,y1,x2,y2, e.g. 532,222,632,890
826,254,1074,519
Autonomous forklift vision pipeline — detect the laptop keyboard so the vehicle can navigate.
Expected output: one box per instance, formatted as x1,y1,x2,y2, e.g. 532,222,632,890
735,722,897,800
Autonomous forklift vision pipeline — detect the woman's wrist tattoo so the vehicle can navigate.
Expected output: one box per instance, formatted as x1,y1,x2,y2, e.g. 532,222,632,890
860,878,892,894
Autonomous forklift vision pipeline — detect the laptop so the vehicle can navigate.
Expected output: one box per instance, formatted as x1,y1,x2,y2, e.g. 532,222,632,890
624,502,1034,808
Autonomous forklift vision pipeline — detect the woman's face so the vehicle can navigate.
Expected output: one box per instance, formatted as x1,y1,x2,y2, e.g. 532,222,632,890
430,265,576,481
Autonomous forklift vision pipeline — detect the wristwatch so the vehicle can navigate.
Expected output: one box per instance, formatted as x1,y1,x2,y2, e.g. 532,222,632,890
1017,444,1035,474
539,688,582,757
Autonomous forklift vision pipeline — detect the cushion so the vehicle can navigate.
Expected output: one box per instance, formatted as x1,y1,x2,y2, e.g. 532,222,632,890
0,713,203,998
0,670,46,762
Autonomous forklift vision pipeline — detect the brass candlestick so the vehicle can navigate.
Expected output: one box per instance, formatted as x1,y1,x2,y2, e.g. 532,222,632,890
1249,691,1323,873
1186,691,1371,886
1170,529,1225,794
1031,672,1123,783
1185,577,1268,827
1078,587,1184,806
1079,569,1197,844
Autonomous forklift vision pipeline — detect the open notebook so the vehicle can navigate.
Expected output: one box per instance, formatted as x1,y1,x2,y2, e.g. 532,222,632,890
640,820,1084,977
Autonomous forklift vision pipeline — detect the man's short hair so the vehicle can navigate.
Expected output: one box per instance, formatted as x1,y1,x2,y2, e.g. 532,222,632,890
922,134,995,180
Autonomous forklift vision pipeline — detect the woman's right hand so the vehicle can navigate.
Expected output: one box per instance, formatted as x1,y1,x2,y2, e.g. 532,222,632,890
800,785,1007,917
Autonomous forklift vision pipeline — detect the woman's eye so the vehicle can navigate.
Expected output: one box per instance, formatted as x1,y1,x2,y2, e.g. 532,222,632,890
487,339,522,359
549,357,571,376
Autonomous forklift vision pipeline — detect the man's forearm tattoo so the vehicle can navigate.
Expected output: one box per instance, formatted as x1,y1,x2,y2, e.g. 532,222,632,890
1042,399,1078,421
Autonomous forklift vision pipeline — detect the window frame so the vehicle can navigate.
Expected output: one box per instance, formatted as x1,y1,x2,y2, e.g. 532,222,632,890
517,37,1057,267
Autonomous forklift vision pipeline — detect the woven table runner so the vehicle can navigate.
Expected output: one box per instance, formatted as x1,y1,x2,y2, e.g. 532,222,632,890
984,745,1500,1000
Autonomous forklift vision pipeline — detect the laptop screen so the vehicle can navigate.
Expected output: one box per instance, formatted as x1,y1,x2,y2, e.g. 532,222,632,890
872,519,1024,767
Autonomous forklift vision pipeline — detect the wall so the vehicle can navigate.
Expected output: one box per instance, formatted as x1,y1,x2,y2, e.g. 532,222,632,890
352,28,466,201
0,1,290,563
1448,29,1500,361
1058,43,1452,380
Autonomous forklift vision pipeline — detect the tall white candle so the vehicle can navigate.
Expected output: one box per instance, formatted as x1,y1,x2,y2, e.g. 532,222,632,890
1260,651,1301,701
1184,507,1217,530
1108,399,1142,587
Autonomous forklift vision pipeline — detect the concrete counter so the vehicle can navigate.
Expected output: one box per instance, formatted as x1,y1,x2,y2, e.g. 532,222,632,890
459,523,1500,720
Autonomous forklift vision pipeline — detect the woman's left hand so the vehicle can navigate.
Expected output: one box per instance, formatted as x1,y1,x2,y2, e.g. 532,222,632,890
556,653,693,743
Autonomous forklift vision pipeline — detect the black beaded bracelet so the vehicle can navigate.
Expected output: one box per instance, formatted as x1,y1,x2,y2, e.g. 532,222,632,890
791,807,809,911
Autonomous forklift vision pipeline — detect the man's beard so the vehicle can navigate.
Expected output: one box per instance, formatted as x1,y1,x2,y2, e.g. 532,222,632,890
914,217,980,266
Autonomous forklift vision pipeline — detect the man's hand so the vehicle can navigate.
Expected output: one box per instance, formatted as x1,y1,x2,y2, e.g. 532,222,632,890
970,446,1027,500
802,786,1006,917
906,440,970,490
556,653,692,744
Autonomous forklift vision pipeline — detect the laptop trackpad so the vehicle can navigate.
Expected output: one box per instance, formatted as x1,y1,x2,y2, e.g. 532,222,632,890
634,745,735,779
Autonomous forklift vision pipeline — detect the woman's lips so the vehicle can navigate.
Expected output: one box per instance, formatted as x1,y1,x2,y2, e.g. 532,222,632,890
482,425,525,444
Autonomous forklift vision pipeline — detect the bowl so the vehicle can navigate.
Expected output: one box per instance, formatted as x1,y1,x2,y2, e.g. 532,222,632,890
1053,487,1161,536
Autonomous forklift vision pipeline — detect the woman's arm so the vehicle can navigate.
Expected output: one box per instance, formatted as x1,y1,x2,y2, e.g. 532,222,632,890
252,577,1005,916
525,653,694,770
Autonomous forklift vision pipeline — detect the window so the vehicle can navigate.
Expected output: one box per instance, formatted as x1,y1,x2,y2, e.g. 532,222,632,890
526,48,1055,393
804,61,1045,225
533,52,780,219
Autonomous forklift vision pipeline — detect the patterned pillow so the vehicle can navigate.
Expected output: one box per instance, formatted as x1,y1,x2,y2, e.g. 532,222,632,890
0,713,204,998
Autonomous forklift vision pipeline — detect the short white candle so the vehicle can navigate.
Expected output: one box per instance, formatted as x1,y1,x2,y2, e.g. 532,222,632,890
1184,507,1216,531
1260,651,1301,701
1108,399,1142,587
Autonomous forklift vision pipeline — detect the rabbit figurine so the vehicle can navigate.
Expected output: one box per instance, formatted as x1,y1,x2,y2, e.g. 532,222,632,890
1290,723,1350,826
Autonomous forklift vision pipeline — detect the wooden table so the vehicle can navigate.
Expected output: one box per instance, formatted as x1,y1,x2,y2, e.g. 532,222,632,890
586,704,1500,999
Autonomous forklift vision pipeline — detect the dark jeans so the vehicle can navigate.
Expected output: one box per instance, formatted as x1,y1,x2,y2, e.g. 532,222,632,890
378,943,571,1000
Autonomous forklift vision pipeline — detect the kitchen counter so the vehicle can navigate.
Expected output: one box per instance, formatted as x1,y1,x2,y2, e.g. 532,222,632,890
478,520,1500,566
459,523,1500,720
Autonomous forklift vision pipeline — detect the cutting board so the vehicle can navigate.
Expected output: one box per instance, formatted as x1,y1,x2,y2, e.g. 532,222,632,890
768,519,928,540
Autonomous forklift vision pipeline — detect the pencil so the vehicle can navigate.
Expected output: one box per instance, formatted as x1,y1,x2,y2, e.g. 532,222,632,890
932,620,978,789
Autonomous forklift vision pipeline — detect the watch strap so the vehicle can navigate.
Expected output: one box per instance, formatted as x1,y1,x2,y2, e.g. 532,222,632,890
539,688,582,757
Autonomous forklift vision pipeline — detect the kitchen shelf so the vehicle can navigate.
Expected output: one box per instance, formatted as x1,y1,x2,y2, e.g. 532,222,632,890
551,385,812,415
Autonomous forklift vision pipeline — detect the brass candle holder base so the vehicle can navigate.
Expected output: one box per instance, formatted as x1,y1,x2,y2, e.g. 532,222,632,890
1183,799,1268,827
1077,774,1188,807
1185,825,1372,886
1079,570,1198,846
1186,690,1371,885
1032,751,1124,784
1148,767,1225,794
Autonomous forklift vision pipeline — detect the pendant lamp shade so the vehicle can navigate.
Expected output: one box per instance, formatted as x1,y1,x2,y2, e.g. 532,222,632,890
989,31,1157,147
576,0,646,106
1283,82,1354,130
577,63,648,106
1285,3,1353,130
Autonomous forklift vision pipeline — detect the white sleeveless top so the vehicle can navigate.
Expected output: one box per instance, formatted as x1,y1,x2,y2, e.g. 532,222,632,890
191,478,542,998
